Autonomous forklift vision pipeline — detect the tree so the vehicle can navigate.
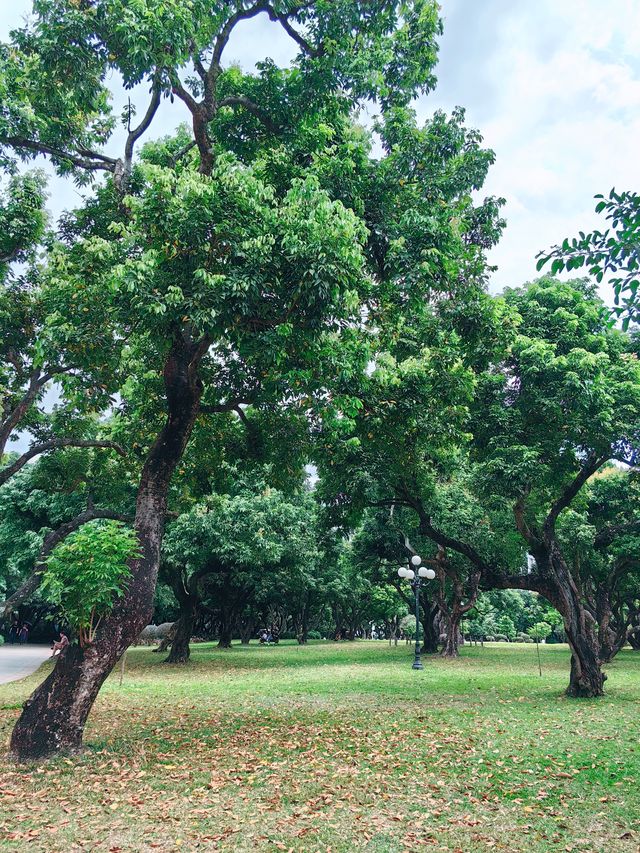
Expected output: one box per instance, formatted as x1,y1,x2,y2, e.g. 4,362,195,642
422,278,640,696
0,446,135,619
528,622,551,642
161,484,318,661
495,614,516,642
537,189,640,325
3,1,446,759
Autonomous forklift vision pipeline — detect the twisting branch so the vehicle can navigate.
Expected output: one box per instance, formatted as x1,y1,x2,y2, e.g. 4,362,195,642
0,136,117,173
544,453,608,534
121,75,163,184
0,507,133,617
0,439,126,487
217,96,280,134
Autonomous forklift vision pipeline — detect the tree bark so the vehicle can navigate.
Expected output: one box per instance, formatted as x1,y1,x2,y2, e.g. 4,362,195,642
165,600,196,664
217,608,233,648
544,547,605,698
440,612,462,658
420,599,439,654
9,336,206,760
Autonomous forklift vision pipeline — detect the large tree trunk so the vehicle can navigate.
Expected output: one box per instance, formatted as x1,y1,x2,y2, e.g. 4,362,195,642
440,612,462,658
549,552,605,698
420,599,439,654
10,337,205,761
217,608,233,648
165,600,196,664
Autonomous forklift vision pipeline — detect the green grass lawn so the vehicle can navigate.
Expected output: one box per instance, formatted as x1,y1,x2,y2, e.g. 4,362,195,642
1,641,639,852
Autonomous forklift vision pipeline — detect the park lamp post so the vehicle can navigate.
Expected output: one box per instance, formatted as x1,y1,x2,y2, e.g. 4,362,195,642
398,555,436,670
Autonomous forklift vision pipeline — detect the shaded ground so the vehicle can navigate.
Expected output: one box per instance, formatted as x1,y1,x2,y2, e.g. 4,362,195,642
1,641,639,852
0,645,51,685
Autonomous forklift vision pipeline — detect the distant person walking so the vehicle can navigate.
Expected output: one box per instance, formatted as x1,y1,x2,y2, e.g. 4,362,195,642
8,622,18,645
18,623,29,644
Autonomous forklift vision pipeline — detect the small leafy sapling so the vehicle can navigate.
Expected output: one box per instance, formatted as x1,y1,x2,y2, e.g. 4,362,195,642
41,520,140,648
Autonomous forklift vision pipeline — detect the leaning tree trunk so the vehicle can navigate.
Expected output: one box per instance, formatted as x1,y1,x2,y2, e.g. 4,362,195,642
628,623,640,650
165,599,197,664
10,337,205,761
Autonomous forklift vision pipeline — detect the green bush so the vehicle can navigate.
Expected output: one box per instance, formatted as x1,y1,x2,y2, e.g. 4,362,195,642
307,630,322,640
41,520,140,647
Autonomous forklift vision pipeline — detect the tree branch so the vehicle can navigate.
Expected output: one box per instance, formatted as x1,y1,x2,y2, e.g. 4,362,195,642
544,454,608,534
121,76,162,183
1,136,117,173
265,5,323,58
0,439,126,487
217,96,280,134
0,507,133,616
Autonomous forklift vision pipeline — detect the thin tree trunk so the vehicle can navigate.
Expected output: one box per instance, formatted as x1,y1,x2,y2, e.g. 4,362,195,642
10,337,205,760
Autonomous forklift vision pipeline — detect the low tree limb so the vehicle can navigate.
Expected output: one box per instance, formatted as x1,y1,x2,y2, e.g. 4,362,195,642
0,439,125,487
0,507,133,616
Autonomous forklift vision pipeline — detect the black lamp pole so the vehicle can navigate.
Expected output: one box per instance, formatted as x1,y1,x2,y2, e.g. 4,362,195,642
411,572,423,670
397,554,435,670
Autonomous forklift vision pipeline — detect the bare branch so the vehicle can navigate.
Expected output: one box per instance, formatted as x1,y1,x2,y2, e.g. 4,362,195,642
1,136,117,173
209,2,270,82
265,5,323,58
122,77,162,177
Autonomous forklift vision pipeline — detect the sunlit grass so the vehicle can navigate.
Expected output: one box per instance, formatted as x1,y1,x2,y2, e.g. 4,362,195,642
1,641,638,851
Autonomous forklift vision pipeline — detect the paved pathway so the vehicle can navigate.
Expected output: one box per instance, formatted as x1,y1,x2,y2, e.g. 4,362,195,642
0,645,51,685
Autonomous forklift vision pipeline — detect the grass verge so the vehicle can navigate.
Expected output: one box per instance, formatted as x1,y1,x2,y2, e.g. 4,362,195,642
1,641,639,852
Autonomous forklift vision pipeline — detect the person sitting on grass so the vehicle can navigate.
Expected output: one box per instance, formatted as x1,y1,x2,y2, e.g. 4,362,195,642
51,631,69,657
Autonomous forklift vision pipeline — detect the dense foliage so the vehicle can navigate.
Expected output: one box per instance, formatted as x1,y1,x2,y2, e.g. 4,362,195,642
0,0,638,761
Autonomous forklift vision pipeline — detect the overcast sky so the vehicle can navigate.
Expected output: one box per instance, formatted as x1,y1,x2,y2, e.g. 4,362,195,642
2,0,640,297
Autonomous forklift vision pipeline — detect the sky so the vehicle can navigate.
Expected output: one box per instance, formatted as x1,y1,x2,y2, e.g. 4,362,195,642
2,0,640,298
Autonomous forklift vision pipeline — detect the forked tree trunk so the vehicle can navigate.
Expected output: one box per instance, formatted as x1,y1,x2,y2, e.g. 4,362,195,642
165,600,197,664
10,337,205,760
440,613,462,658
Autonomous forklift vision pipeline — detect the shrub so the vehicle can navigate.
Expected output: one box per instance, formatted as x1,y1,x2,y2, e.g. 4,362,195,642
516,632,533,643
494,634,509,642
307,630,322,640
41,520,140,647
